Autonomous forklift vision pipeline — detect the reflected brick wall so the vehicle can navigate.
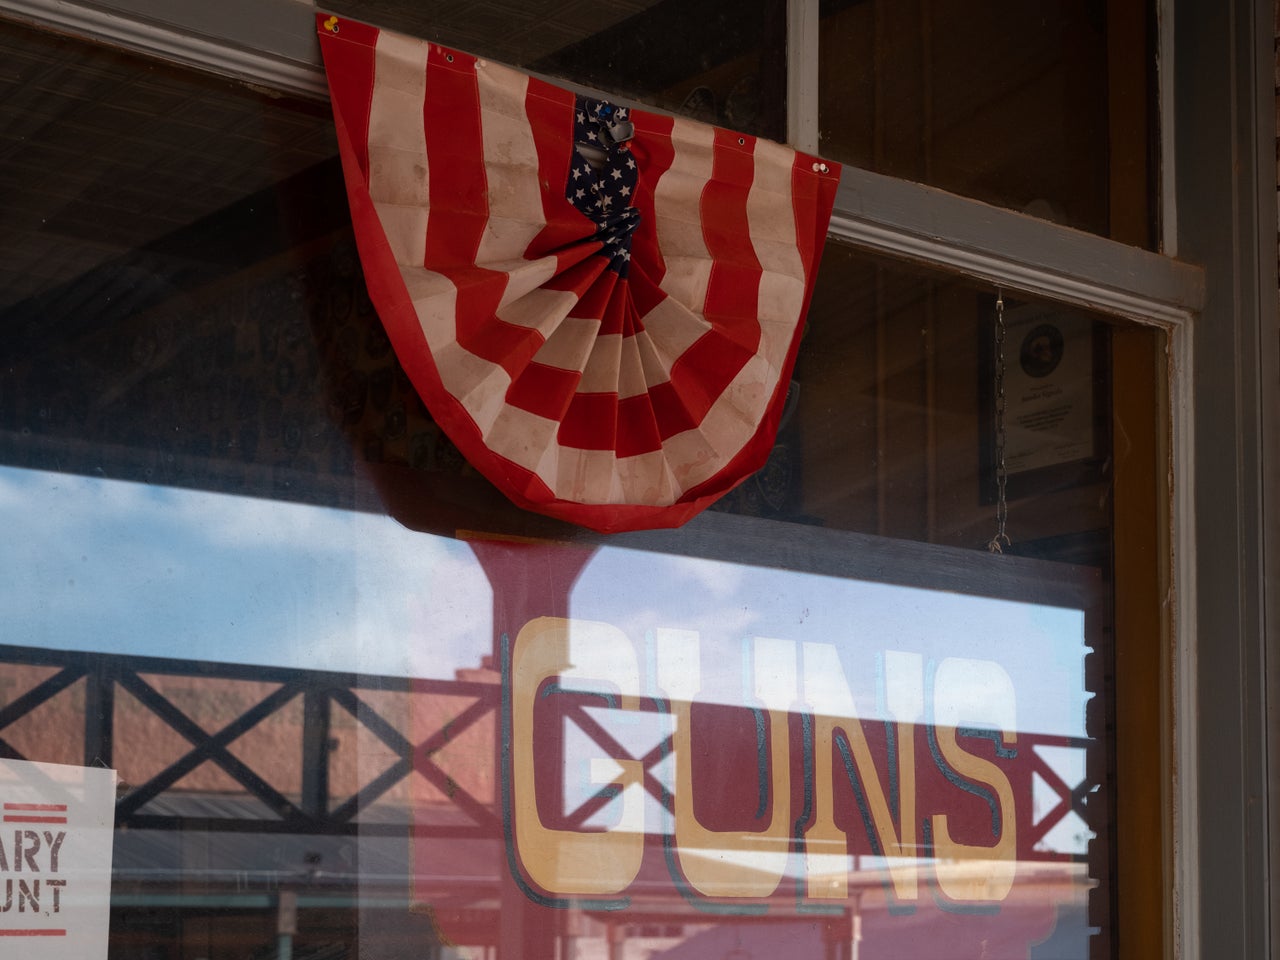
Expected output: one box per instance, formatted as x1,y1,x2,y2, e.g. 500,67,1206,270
0,661,499,815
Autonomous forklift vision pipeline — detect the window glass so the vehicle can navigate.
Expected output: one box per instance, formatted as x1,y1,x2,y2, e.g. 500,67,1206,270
0,16,1158,960
324,0,1153,245
819,0,1153,246
325,0,789,141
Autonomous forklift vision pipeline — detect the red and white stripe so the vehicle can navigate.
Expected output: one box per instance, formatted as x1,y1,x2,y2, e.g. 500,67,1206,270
319,15,838,532
3,802,67,824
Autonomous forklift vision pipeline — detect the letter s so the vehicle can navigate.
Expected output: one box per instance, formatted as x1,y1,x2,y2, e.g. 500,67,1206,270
929,657,1018,902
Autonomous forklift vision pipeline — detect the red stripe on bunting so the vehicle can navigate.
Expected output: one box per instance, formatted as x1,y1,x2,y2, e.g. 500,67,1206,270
556,276,629,450
423,50,541,379
524,78,599,263
614,392,664,453
628,113,677,293
506,361,580,421
319,16,493,499
682,129,763,395
502,255,606,423
643,133,761,442
455,269,547,375
558,392,616,451
565,261,617,319
678,150,840,506
318,18,378,180
626,258,671,321
596,265,629,338
791,151,826,304
542,250,609,298
615,387,663,456
504,266,615,426
421,50,486,270
318,14,841,532
618,294,660,454
541,254,611,301
645,379,698,438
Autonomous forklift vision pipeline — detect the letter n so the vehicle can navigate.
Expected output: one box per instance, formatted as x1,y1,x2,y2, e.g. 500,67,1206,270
802,646,922,902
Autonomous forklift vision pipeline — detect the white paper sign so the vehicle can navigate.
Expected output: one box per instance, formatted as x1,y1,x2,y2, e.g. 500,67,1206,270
0,759,115,957
1002,305,1095,475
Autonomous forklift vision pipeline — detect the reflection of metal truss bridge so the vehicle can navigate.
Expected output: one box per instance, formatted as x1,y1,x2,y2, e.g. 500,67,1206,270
0,644,1096,862
0,644,501,838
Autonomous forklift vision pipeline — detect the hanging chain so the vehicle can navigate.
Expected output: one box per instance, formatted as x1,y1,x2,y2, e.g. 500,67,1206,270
987,291,1011,554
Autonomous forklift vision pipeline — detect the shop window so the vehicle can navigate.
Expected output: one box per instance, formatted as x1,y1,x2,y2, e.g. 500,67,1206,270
819,1,1154,246
321,0,1154,246
0,12,1168,960
324,0,789,142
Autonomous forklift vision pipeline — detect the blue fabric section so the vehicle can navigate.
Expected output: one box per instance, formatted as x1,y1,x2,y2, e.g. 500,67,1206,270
566,97,641,277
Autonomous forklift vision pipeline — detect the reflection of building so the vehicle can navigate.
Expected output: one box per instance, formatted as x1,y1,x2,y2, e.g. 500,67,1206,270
0,639,1095,958
0,648,503,957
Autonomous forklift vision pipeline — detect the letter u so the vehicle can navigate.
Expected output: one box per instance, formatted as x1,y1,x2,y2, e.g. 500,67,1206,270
657,632,795,899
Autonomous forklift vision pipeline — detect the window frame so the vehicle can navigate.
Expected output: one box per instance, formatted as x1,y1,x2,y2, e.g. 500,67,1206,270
1170,2,1279,958
0,0,1273,956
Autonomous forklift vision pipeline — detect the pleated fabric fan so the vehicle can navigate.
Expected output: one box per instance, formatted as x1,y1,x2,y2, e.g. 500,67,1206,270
317,13,840,532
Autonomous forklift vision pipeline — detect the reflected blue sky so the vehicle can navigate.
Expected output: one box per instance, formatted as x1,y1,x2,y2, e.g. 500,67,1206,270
0,465,492,678
570,548,1087,738
1,464,1088,741
3,464,1094,853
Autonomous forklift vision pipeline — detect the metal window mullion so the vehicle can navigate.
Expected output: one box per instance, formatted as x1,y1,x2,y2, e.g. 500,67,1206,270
787,0,820,153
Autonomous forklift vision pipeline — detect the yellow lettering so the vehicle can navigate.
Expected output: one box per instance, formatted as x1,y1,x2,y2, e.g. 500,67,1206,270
657,631,794,899
511,617,643,895
802,645,921,901
929,657,1017,901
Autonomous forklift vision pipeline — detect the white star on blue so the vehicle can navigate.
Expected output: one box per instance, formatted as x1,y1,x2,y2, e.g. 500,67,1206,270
565,96,641,276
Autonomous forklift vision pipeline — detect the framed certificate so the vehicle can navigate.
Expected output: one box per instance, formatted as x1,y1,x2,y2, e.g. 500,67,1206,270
980,300,1110,502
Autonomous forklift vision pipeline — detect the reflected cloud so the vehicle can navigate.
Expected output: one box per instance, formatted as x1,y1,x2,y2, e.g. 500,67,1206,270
0,466,492,678
2,464,1090,740
664,553,748,599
